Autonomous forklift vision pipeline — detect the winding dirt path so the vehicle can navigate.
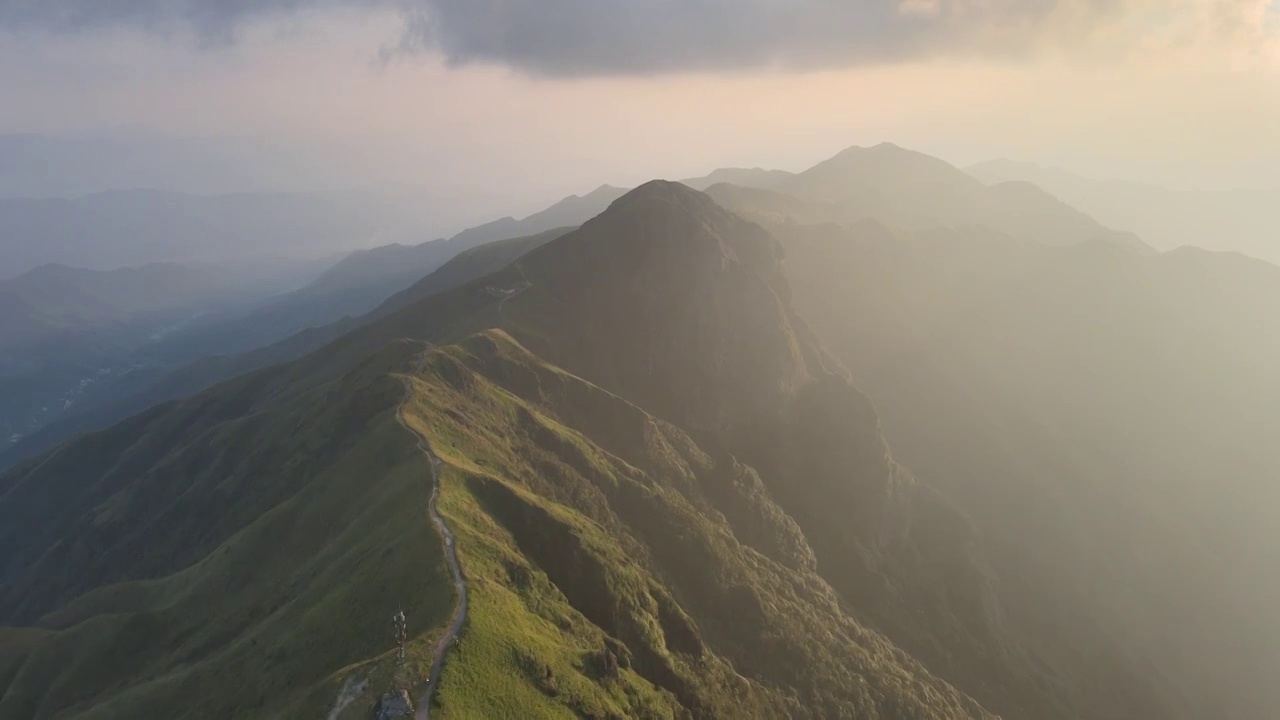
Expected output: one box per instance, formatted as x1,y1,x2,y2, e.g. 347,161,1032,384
413,450,468,720
496,260,531,323
395,357,469,720
330,261,533,718
410,259,534,715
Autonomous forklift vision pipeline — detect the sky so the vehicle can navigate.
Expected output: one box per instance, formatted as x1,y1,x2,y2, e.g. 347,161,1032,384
1,0,1278,208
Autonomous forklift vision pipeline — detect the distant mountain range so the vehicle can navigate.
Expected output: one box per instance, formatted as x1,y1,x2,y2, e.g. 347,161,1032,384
0,143,1161,467
0,181,635,454
0,259,318,448
0,188,449,278
0,226,578,468
968,158,1280,264
0,263,234,349
773,218,1280,720
680,166,795,190
2,143,1278,719
0,181,1001,719
707,142,1151,252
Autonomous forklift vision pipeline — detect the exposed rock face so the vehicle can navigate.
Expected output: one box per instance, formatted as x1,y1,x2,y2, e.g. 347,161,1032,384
374,690,413,719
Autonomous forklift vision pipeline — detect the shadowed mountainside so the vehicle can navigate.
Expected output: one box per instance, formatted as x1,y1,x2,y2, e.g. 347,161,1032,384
0,227,575,472
0,181,1008,719
968,158,1280,264
1,171,1270,719
774,218,1280,720
707,143,1150,253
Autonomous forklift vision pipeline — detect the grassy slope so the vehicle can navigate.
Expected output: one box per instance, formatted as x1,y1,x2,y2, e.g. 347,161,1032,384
398,331,991,720
0,182,1019,719
0,342,457,720
0,320,994,719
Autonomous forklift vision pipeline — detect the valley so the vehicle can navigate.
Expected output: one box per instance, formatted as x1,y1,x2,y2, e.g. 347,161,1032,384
0,146,1276,720
6,1,1278,714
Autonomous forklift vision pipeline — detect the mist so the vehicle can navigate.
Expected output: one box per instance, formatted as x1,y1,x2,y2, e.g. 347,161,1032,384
0,3,1278,720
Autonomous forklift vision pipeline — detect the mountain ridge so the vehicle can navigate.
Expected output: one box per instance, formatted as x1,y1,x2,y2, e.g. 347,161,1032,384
0,179,1008,719
2,152,1271,718
361,181,1109,718
966,157,1280,264
773,214,1280,720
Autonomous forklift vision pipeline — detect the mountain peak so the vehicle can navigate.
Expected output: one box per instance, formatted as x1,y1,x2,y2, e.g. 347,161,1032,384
614,178,699,200
582,180,782,272
501,179,824,434
869,141,906,153
605,178,694,205
586,183,622,196
593,180,723,227
828,141,907,158
783,142,981,206
824,141,956,168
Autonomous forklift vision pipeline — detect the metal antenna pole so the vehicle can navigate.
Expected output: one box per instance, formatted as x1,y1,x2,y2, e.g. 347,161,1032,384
393,608,407,668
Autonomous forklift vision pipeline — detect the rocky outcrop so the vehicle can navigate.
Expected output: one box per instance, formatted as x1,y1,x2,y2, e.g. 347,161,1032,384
373,690,413,719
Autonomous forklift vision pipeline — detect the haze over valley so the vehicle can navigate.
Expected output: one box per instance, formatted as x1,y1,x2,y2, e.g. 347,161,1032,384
1,2,1278,719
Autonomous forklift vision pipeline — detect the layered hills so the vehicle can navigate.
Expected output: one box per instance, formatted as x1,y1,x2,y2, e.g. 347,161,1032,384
968,158,1280,264
0,143,1137,470
0,262,286,357
0,176,618,456
0,226,576,471
706,142,1149,253
0,181,1010,719
772,218,1280,720
0,260,311,452
2,145,1275,720
0,178,623,463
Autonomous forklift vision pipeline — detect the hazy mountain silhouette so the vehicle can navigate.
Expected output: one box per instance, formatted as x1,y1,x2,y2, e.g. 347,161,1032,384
0,181,1003,719
446,184,628,250
0,189,427,278
0,263,236,349
0,177,633,461
777,218,1280,720
1,148,1274,719
147,184,629,364
0,260,311,450
968,158,1280,264
0,227,576,470
680,167,794,190
708,143,1150,252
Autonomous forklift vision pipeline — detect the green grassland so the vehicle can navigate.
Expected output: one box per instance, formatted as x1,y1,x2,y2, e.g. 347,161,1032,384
0,324,993,719
0,176,1008,718
0,342,457,719
396,330,990,719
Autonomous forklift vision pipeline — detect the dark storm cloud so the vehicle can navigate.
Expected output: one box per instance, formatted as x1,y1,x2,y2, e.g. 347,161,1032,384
0,0,367,40
1,0,1260,74
392,0,950,74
